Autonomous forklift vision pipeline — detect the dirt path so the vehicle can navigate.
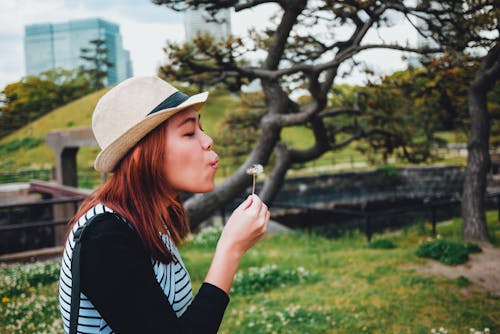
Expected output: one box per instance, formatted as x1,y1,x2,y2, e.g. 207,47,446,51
412,245,500,297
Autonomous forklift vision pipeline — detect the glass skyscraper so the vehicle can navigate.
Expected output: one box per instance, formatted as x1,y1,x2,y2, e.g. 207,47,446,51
24,18,133,86
184,7,231,41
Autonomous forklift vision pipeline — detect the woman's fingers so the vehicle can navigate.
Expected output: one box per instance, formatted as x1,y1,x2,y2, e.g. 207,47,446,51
247,194,263,215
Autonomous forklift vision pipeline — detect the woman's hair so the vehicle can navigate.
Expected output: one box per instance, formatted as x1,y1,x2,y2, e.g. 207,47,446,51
68,120,189,263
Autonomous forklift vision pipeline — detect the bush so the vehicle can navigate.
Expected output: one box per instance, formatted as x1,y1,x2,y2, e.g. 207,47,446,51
455,275,471,287
236,304,332,333
231,264,321,296
0,261,60,298
0,137,43,154
414,239,481,265
190,223,223,248
367,238,397,249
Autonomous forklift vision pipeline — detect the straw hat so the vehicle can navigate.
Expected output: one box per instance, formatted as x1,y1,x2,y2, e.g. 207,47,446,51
92,76,208,172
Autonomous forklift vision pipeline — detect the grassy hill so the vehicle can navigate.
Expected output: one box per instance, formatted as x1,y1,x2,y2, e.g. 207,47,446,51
0,87,240,175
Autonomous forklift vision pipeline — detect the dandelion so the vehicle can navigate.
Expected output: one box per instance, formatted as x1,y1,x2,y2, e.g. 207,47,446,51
2,296,10,303
246,164,264,195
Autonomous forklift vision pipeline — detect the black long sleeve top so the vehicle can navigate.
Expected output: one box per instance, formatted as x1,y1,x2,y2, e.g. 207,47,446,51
79,214,229,333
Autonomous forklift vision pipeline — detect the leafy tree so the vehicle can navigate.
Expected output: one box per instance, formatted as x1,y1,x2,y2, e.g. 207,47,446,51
411,0,499,243
159,33,249,92
0,76,59,138
355,69,446,165
0,69,92,139
39,68,93,104
80,38,114,91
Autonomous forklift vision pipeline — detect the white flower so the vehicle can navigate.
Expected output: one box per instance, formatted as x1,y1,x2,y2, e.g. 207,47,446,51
246,164,263,195
246,164,264,176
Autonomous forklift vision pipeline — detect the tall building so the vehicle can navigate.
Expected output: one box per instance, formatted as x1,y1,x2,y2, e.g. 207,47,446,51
24,18,133,86
184,7,231,41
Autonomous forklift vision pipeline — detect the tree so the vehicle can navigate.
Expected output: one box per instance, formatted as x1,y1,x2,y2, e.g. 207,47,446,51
153,1,480,228
461,45,500,243
0,68,92,139
80,38,114,91
410,0,499,243
159,33,249,92
356,68,448,165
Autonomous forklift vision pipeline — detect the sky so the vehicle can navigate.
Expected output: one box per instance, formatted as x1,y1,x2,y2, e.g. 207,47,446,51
0,0,419,90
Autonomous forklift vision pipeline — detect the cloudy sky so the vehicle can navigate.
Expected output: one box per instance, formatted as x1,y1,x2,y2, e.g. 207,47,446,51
0,0,418,90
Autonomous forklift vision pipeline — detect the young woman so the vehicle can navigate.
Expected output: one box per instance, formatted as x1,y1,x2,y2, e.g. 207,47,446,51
58,76,270,334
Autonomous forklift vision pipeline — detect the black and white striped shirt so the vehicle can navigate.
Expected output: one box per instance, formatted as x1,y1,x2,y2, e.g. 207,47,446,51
59,204,193,334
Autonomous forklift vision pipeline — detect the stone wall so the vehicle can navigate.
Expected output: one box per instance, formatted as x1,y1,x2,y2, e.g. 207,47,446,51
272,165,464,209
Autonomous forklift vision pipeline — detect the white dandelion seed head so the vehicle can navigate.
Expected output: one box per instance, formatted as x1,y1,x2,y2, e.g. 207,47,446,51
246,164,264,176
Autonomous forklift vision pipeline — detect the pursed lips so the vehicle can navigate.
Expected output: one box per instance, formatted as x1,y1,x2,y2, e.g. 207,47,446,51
210,155,219,169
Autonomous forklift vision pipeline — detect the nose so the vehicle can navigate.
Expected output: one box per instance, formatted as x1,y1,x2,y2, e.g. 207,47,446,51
201,132,214,150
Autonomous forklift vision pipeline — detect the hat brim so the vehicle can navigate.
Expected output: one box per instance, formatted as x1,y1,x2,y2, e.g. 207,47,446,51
94,91,208,173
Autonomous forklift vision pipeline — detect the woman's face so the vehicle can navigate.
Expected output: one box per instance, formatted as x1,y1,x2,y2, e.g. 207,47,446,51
164,108,219,193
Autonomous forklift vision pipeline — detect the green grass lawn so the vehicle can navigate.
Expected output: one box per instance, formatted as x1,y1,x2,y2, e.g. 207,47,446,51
1,212,498,333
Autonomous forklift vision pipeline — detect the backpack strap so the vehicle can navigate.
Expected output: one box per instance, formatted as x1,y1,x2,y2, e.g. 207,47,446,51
69,212,119,334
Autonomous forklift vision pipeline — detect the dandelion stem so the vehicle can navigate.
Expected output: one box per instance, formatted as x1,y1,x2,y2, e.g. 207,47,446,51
251,174,256,195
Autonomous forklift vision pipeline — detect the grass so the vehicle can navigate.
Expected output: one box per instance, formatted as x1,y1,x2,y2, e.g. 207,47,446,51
1,212,498,333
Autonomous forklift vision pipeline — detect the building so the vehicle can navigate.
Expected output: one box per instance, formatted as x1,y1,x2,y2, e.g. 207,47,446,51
184,7,231,41
24,18,133,86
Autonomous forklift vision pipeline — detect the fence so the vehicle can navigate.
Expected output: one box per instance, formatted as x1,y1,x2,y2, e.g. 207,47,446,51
0,168,101,188
0,196,84,255
271,191,500,241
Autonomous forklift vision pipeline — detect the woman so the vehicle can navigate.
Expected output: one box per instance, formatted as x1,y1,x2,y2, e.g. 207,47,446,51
58,76,270,334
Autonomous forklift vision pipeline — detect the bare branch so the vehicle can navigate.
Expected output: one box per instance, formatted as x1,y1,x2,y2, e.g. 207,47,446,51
272,102,320,127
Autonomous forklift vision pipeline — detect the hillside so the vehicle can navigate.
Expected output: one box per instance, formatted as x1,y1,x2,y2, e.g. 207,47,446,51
0,87,240,173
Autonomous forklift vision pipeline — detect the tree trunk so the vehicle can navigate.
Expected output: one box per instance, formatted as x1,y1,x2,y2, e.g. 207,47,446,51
260,142,292,204
461,85,491,243
461,44,500,243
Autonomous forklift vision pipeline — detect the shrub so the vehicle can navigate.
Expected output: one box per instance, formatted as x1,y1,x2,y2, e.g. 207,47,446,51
367,238,397,249
456,275,471,287
190,223,223,248
464,242,482,254
0,137,43,154
0,261,60,298
414,239,481,265
2,293,61,334
231,264,321,296
379,164,397,176
236,304,332,333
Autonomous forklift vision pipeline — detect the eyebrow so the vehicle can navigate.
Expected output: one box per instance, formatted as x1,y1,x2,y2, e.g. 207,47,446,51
177,114,200,127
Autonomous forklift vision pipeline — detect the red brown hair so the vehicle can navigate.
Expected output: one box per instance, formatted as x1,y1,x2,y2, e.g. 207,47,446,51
68,120,189,263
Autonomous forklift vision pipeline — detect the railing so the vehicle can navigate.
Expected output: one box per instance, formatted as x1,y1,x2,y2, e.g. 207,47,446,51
0,196,84,255
272,191,500,241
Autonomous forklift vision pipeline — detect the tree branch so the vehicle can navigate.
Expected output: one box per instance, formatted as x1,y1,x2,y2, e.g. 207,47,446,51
471,42,500,92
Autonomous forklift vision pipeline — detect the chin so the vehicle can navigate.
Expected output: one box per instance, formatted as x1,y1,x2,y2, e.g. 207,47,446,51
191,182,216,194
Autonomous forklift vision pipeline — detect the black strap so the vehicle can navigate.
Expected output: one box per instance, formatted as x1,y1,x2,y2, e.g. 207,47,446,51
69,212,117,334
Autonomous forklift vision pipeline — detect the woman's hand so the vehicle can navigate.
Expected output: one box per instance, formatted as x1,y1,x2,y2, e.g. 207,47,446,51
216,195,270,259
204,195,270,294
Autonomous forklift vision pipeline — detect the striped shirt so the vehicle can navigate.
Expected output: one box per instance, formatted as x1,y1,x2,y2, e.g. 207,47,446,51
59,204,193,334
